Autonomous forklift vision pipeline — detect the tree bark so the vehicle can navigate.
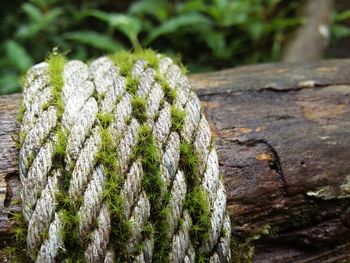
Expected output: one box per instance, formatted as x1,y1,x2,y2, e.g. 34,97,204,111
282,0,334,62
1,59,350,262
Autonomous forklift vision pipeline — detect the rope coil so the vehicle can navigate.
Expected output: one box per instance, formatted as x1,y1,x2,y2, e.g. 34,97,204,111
18,51,232,263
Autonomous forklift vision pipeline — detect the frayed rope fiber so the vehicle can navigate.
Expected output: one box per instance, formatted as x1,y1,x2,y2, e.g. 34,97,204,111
17,50,232,263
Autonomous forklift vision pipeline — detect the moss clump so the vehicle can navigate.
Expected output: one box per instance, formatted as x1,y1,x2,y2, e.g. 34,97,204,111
134,49,160,69
2,245,30,263
10,211,26,244
55,180,83,262
110,51,136,76
142,222,154,238
54,127,67,162
46,53,85,261
179,142,200,184
19,130,27,147
46,53,66,117
132,124,174,262
131,97,147,123
126,75,140,95
230,224,272,263
171,105,186,133
97,112,113,129
4,211,31,262
134,124,163,204
178,141,212,262
152,190,174,262
97,116,131,260
155,72,177,104
17,102,25,123
185,186,210,241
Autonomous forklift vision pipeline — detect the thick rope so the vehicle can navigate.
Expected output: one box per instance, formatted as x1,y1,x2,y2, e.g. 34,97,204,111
18,51,232,263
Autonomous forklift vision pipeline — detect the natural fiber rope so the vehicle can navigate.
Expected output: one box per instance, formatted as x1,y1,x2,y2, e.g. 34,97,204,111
18,51,232,263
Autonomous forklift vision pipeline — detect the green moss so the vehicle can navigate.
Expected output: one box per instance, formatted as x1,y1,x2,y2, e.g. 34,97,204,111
132,124,176,262
46,52,85,261
142,222,154,238
17,102,25,123
167,53,187,75
56,191,83,261
110,51,136,76
131,96,147,123
197,255,210,263
97,112,113,129
171,105,186,133
96,124,132,260
179,142,200,184
230,224,272,263
9,211,26,245
19,131,27,146
155,72,177,104
126,75,140,95
46,53,66,118
134,125,163,204
134,49,160,69
178,141,212,262
185,186,210,241
111,49,161,75
55,127,67,161
152,193,173,262
2,245,30,263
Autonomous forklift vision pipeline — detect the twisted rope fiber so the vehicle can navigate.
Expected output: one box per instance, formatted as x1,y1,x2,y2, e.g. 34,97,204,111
18,50,232,263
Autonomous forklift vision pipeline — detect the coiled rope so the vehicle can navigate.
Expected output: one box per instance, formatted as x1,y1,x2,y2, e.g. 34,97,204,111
18,50,232,263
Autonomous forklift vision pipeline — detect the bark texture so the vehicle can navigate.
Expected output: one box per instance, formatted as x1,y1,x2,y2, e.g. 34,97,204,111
1,59,350,262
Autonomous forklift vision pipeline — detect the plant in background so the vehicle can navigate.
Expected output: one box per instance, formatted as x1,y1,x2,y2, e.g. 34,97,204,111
1,0,348,95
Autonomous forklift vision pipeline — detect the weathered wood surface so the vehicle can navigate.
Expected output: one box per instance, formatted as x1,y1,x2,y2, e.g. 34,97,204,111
1,59,350,262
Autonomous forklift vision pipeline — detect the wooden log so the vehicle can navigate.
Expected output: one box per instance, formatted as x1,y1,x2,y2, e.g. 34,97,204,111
1,59,350,262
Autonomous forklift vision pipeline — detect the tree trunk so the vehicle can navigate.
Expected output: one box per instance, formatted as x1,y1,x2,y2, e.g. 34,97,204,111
282,0,334,62
1,59,350,262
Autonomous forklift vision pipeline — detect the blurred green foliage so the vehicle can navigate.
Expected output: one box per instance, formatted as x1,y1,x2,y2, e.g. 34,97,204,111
0,0,346,95
331,9,350,41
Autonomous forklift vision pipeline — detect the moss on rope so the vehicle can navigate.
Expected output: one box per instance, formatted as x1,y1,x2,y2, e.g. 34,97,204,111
112,50,180,261
104,49,165,260
155,72,177,104
131,96,147,123
179,141,212,262
45,53,87,262
97,112,132,261
132,124,173,262
13,49,231,262
171,105,186,133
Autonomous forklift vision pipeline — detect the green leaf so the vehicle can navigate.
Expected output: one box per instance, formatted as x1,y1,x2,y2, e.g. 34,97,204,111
17,7,63,39
331,24,350,40
128,0,170,22
16,24,42,39
201,30,228,59
5,40,33,72
43,7,64,25
21,2,43,22
64,31,124,52
333,10,350,22
0,72,21,95
82,10,142,48
145,12,212,44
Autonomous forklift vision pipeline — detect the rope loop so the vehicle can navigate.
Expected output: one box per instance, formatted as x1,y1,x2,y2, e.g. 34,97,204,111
18,50,232,263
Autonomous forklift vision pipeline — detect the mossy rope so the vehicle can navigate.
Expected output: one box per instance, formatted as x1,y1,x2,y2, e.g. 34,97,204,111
16,50,232,263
